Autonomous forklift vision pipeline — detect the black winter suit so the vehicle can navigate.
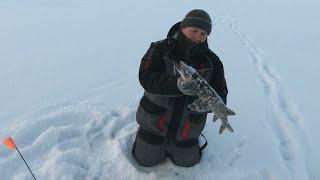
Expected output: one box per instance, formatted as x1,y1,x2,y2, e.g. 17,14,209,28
132,22,228,167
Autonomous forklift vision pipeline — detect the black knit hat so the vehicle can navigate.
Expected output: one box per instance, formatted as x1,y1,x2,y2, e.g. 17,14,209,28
180,9,212,35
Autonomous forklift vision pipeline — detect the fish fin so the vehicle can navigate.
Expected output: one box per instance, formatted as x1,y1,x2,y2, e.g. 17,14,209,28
219,125,226,134
226,107,236,116
213,115,219,122
227,124,234,132
219,124,234,134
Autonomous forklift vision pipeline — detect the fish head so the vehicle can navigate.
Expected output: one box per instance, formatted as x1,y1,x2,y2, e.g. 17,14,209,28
174,61,197,80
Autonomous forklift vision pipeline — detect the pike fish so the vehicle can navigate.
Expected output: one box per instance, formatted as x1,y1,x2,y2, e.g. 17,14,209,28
175,61,236,134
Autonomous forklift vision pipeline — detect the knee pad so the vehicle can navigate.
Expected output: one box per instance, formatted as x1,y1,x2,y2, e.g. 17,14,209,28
132,129,167,167
169,140,201,167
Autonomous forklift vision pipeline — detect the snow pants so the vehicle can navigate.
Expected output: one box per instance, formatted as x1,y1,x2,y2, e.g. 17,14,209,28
132,127,205,167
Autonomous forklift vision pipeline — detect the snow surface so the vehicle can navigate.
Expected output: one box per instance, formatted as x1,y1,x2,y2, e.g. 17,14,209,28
0,1,319,180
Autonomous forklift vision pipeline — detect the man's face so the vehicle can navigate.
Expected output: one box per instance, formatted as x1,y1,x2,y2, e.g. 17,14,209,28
181,27,208,44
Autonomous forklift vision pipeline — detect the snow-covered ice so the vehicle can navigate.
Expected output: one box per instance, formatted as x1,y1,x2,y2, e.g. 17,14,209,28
0,1,319,180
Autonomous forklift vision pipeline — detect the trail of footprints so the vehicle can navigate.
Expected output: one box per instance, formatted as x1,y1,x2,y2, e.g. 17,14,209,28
229,18,314,179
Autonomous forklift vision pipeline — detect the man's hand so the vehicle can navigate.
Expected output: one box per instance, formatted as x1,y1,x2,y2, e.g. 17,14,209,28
177,76,201,96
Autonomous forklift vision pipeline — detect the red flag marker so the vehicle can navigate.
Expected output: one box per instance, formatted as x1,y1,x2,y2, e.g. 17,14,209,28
3,137,16,150
3,136,37,180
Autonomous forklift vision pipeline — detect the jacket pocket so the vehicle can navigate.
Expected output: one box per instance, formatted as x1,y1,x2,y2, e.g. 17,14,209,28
136,96,168,136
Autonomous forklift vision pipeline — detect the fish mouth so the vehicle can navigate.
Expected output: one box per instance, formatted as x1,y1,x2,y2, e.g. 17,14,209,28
174,61,183,73
175,61,187,70
174,61,190,81
174,61,181,70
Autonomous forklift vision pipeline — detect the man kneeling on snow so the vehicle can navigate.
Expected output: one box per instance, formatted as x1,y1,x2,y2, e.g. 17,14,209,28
132,9,229,167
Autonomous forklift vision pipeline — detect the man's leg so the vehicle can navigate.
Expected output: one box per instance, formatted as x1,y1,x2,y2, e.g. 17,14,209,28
169,139,201,167
132,127,167,167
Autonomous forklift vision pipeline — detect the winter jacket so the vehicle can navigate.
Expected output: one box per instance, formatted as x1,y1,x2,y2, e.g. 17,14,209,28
136,22,228,142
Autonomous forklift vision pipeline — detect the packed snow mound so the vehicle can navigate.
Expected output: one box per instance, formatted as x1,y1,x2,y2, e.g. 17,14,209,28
0,101,268,180
0,101,135,179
